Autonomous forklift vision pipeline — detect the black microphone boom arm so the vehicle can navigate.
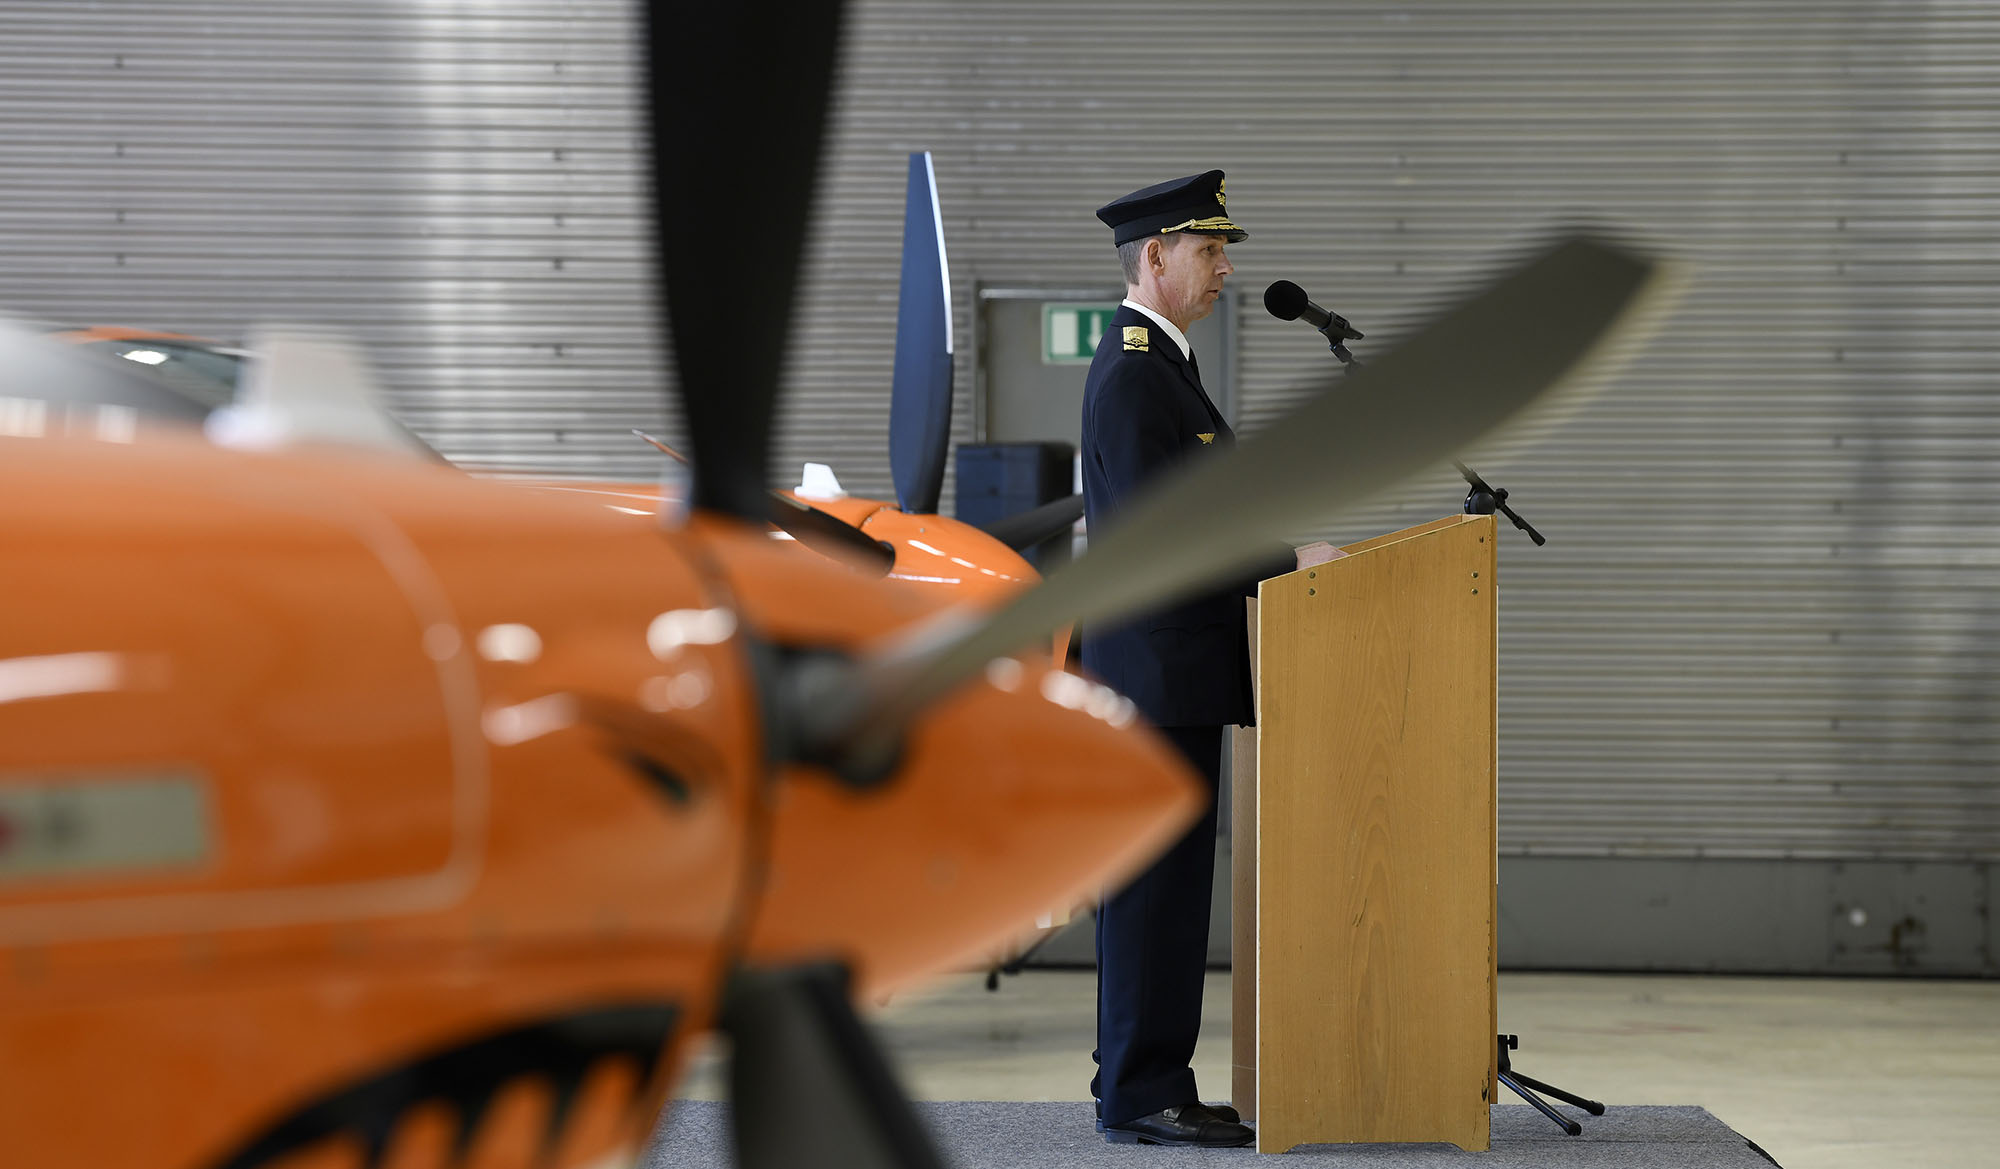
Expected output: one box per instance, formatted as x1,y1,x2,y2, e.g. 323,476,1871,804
1455,460,1547,546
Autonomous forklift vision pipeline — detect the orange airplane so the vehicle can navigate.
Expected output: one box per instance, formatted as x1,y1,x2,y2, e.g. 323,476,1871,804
0,4,1673,1168
43,279,1055,612
27,331,1047,606
40,154,1058,606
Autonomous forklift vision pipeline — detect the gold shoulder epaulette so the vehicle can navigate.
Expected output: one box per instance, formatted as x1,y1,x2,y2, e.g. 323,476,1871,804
1122,326,1149,352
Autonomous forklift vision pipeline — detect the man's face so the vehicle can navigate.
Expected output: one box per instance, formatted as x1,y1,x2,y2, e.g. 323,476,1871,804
1152,232,1233,326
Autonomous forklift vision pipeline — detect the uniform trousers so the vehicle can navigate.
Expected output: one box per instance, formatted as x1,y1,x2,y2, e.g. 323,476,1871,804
1092,723,1224,1126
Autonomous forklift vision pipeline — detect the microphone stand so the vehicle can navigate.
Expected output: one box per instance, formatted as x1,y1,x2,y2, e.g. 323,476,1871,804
1323,321,1358,366
1453,460,1546,546
1332,345,1547,546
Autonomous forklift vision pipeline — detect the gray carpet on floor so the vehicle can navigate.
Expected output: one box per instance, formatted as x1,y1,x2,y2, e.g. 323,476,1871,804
643,1101,1782,1167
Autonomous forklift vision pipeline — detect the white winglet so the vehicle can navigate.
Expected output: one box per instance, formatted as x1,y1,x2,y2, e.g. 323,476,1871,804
205,325,426,454
795,462,847,500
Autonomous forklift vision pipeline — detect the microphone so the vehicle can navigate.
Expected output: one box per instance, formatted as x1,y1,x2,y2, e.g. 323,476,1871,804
1263,280,1364,341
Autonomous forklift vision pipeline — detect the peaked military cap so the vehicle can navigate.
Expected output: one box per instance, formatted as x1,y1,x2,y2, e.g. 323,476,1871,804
1095,169,1247,247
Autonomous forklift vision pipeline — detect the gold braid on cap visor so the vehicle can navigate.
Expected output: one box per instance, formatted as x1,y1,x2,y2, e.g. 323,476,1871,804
1160,215,1242,234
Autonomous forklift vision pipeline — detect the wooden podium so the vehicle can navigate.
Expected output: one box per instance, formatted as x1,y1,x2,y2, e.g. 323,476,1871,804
1231,514,1499,1154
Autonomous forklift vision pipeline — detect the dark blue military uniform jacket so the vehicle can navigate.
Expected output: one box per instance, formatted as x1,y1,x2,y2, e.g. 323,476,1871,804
1079,304,1288,728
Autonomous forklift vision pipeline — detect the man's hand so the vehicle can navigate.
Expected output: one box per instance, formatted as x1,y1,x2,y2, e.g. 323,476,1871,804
1295,541,1344,570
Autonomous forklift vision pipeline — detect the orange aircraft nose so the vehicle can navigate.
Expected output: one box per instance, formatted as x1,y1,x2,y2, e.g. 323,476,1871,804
747,656,1205,997
684,517,1204,998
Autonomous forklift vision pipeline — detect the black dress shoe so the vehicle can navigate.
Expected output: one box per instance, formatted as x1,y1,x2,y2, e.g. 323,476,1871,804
1103,1104,1254,1147
1095,1100,1239,1131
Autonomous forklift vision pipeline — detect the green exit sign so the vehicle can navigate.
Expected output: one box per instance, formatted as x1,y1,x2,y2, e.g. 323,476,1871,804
1043,303,1118,364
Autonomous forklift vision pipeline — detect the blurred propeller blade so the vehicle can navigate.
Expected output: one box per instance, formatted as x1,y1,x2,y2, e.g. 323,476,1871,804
634,428,888,572
977,493,1084,552
807,233,1681,771
643,1,845,522
721,963,947,1169
769,494,896,576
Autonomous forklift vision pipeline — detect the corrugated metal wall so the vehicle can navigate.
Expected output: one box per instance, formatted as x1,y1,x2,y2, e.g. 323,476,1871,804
2,1,1995,865
0,0,658,474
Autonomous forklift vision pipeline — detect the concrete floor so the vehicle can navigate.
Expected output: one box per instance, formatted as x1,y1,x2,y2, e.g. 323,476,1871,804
674,969,2000,1169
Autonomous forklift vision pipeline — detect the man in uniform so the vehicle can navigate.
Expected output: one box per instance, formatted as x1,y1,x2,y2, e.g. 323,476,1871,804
1081,170,1331,1148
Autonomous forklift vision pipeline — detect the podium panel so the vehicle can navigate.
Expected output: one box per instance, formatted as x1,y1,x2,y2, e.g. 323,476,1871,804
1251,515,1497,1154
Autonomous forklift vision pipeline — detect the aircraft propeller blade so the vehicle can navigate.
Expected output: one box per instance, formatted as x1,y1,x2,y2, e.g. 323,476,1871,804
720,963,947,1169
642,1,845,523
977,493,1085,552
632,429,893,573
888,151,954,515
803,233,1681,776
768,493,897,576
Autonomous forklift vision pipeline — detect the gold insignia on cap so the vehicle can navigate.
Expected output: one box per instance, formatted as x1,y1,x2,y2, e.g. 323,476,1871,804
1160,215,1242,235
1216,178,1226,208
1197,432,1216,444
1123,326,1149,352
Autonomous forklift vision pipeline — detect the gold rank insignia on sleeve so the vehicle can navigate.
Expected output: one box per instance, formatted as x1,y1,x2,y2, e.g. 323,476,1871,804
1197,432,1216,444
1122,326,1149,352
